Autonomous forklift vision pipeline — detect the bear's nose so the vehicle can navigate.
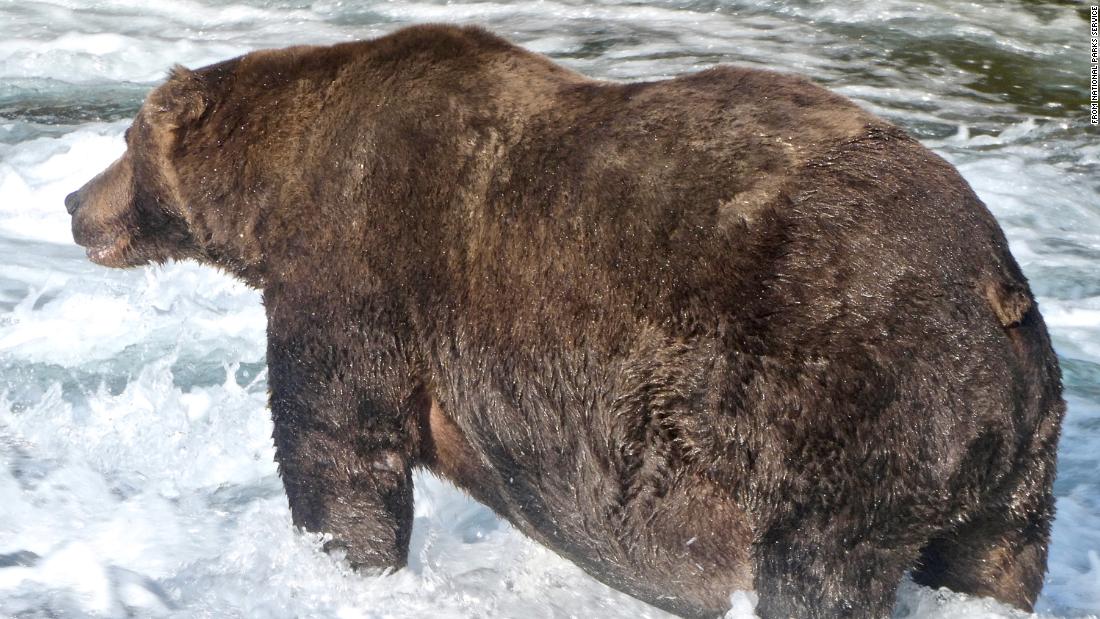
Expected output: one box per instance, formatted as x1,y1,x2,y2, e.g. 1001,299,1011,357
64,190,81,215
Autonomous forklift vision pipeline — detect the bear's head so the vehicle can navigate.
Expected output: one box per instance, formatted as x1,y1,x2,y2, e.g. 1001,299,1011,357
64,66,222,270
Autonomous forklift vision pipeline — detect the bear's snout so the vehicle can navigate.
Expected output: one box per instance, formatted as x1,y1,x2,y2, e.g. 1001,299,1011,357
64,189,82,215
65,155,135,247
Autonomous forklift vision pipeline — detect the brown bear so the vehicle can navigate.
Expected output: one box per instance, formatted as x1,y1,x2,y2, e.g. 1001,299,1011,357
64,24,1064,619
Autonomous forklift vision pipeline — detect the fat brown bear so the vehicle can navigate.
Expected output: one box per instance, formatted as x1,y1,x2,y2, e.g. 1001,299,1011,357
64,24,1064,619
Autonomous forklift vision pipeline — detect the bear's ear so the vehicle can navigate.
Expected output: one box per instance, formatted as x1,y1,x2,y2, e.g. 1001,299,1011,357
150,65,211,130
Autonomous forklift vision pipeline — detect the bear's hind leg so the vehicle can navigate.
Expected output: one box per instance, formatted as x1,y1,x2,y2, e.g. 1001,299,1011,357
911,403,1060,612
753,533,916,619
910,485,1054,611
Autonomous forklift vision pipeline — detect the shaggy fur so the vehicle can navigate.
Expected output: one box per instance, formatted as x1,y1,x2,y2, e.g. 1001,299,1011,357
65,25,1064,619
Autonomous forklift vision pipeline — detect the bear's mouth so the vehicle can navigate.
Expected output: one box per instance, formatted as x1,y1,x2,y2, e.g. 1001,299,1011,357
85,237,130,267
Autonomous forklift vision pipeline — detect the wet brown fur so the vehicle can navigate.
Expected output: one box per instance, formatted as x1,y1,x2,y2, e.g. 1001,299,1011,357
65,25,1064,619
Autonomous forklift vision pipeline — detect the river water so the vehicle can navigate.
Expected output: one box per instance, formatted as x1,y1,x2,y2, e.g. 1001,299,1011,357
0,1,1097,617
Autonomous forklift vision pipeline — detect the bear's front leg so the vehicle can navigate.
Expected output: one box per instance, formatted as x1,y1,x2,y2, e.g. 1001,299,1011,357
264,290,422,571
